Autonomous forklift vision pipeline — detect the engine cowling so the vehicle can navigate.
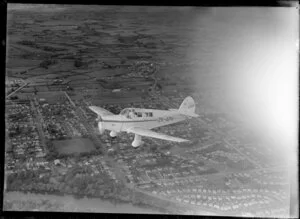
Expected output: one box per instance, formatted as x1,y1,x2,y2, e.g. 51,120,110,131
98,122,105,134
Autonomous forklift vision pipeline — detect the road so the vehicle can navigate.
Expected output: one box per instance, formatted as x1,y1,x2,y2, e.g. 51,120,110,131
133,162,287,185
6,82,29,99
224,139,262,168
64,91,76,107
64,91,104,152
133,186,218,215
29,96,48,155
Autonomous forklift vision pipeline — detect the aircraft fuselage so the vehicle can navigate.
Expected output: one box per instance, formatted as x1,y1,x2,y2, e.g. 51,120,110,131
100,109,186,133
89,96,198,147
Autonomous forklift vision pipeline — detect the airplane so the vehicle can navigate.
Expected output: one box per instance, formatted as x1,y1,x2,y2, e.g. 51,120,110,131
88,96,199,147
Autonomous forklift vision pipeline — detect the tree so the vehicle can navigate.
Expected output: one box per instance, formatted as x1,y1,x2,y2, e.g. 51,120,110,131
74,59,86,68
150,144,158,153
67,86,74,91
58,182,65,192
10,96,18,100
39,60,51,69
6,174,16,185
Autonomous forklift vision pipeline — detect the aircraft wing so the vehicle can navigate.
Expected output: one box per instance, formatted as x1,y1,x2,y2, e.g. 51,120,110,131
128,127,189,143
89,106,114,116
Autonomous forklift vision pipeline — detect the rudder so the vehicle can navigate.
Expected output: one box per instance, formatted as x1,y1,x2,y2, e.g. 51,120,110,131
179,96,196,115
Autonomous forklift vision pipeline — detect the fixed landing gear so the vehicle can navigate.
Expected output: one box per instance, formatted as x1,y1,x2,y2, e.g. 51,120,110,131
98,122,105,134
110,131,117,137
132,134,143,147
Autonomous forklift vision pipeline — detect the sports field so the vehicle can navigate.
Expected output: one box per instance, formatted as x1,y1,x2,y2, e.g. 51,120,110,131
53,137,96,154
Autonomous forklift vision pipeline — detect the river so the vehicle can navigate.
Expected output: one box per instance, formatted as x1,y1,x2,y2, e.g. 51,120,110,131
4,191,163,214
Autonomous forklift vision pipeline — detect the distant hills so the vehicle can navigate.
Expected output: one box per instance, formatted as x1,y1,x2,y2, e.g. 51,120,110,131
7,4,67,11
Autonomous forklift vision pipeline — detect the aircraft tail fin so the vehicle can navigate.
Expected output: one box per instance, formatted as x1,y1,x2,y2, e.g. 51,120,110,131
178,96,199,117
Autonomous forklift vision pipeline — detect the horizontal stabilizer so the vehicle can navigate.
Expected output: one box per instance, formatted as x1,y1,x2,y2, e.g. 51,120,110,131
180,112,199,117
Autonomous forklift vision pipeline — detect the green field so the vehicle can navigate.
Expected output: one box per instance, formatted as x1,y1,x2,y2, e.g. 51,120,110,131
53,138,96,154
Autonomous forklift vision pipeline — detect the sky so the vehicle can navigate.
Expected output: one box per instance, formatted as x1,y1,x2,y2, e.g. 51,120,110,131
199,8,298,154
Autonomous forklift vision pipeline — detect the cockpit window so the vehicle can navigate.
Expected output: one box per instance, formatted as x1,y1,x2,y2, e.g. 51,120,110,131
120,108,129,115
145,112,153,117
136,112,142,117
120,108,138,119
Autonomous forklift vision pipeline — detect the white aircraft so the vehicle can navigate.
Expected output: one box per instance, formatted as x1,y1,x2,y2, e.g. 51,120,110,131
89,96,199,147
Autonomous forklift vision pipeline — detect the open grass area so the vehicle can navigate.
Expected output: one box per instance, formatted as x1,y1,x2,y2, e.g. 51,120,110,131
35,91,66,103
53,137,96,155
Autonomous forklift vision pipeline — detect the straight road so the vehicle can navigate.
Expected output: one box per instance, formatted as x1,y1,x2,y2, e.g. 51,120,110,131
133,186,218,215
224,139,262,168
64,91,104,152
6,82,29,99
30,96,48,155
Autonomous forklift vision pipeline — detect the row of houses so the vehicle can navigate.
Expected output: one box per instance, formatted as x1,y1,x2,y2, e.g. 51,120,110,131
6,102,46,162
38,100,89,139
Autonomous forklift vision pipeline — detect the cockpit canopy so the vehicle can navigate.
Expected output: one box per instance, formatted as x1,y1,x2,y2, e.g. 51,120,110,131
120,108,136,119
119,108,153,119
120,108,133,116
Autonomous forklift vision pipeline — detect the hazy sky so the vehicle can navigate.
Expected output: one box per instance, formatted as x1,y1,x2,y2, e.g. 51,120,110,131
206,7,298,156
